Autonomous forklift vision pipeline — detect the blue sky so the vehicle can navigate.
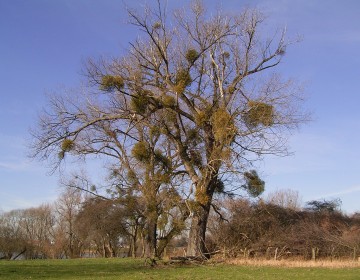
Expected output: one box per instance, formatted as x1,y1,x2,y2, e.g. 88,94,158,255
1,0,360,213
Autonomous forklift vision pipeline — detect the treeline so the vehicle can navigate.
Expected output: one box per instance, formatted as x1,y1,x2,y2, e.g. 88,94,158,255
0,188,137,260
1,188,359,261
208,199,360,261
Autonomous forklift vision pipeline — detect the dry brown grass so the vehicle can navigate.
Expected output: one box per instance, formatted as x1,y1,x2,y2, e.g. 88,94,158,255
226,258,360,268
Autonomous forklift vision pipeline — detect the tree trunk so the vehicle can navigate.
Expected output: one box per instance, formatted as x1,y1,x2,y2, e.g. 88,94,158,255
131,222,138,257
145,219,157,258
140,231,145,258
311,247,318,261
186,174,219,259
186,203,211,259
128,231,137,257
274,247,278,260
102,242,106,258
353,246,357,261
104,242,115,258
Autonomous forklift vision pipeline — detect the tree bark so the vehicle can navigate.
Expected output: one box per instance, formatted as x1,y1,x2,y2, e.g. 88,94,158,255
128,225,138,257
186,173,219,259
145,219,157,258
311,247,318,261
186,203,211,259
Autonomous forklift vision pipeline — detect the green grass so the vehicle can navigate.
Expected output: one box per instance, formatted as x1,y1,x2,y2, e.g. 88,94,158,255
0,258,359,280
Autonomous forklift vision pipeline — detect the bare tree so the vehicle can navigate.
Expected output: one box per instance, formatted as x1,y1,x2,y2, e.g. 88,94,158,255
0,210,27,260
55,188,84,258
20,204,55,259
305,199,342,213
266,189,302,210
30,1,307,258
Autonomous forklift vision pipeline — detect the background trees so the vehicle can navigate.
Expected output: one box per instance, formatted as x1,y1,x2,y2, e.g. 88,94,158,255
0,205,55,259
74,198,126,258
19,205,55,259
0,210,27,260
208,197,360,261
2,193,359,261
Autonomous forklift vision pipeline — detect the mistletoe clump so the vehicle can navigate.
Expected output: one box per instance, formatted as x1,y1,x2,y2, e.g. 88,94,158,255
99,75,124,91
58,139,74,159
242,170,265,197
130,91,150,114
162,94,176,107
174,68,192,94
131,141,151,163
211,107,237,144
154,149,171,170
245,100,274,127
185,48,199,64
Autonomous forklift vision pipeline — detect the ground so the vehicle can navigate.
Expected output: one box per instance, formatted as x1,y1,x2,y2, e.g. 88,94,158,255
0,258,359,279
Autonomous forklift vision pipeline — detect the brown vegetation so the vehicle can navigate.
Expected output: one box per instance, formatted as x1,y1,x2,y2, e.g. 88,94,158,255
1,187,359,262
208,198,360,261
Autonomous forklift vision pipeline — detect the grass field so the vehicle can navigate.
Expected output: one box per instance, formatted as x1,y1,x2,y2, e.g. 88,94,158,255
0,258,359,280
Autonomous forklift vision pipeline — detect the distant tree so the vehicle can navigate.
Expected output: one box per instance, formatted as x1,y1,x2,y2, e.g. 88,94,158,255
75,198,125,257
266,189,302,210
305,198,341,213
30,0,307,258
342,214,360,260
55,188,84,258
0,210,27,260
19,204,55,259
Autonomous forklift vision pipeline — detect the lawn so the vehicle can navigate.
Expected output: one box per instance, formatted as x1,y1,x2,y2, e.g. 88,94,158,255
0,258,359,280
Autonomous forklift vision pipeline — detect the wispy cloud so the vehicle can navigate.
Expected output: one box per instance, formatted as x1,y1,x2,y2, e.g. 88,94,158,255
0,191,58,212
0,160,32,171
0,133,37,171
313,186,360,200
1,198,41,211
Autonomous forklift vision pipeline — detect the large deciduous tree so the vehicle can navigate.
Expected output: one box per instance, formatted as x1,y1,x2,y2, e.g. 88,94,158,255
31,1,307,258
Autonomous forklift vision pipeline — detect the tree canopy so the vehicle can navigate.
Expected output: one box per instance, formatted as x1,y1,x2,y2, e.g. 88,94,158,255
31,0,307,258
